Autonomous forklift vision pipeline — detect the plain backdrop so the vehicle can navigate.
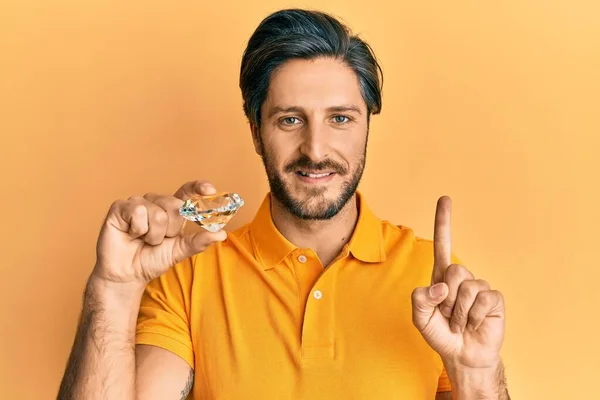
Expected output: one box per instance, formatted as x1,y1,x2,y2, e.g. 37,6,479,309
1,1,599,398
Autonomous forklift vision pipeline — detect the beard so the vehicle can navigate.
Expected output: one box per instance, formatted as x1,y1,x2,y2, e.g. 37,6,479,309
259,139,367,221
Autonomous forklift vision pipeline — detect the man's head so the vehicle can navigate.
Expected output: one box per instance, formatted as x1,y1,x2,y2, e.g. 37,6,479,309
239,9,383,220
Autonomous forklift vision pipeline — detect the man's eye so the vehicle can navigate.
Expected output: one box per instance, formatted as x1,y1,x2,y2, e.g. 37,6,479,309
332,115,350,124
281,117,302,125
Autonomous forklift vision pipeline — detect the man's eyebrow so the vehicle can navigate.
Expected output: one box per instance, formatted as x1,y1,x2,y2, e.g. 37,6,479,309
326,105,362,115
267,104,363,118
267,106,304,119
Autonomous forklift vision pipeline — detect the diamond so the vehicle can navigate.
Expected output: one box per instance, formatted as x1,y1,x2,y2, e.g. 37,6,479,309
179,192,244,232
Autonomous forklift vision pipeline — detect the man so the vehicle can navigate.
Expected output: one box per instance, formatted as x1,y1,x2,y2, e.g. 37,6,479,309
58,9,509,399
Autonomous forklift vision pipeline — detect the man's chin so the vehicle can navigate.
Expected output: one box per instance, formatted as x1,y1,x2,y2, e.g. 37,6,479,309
268,175,356,220
285,193,343,220
294,208,338,221
290,187,334,205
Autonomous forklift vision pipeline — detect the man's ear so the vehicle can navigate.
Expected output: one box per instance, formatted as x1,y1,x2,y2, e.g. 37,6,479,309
250,123,262,156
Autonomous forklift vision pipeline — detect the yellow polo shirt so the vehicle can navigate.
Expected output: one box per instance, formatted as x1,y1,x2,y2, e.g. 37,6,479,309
136,192,456,399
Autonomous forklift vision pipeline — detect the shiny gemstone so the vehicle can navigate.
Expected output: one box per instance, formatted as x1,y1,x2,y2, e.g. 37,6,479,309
179,192,244,232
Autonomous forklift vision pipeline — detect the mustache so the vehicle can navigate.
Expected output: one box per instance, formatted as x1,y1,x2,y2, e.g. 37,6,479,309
284,156,347,175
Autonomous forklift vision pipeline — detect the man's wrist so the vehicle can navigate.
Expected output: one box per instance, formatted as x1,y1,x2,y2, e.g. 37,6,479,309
87,270,147,304
85,273,146,336
444,359,509,400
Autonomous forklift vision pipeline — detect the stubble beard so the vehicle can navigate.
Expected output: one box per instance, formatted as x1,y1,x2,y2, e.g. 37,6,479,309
259,140,367,221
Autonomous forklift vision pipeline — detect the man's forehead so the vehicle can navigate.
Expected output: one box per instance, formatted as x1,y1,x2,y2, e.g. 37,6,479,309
264,58,366,112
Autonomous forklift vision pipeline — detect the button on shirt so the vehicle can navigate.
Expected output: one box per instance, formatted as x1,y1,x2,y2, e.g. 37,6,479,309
136,191,460,399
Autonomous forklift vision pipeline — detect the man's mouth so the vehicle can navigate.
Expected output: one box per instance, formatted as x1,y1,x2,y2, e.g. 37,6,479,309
296,170,335,178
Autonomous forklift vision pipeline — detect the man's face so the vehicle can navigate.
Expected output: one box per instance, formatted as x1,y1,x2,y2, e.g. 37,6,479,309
253,57,369,220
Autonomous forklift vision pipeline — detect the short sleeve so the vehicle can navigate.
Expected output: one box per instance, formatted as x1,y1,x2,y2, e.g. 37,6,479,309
436,366,452,392
136,256,195,369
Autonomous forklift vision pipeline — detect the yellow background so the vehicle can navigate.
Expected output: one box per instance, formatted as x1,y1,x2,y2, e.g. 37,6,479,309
1,1,598,398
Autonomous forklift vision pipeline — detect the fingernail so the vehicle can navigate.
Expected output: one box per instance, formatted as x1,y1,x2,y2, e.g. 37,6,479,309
441,306,452,318
451,323,462,334
203,183,216,194
212,230,227,241
429,283,445,297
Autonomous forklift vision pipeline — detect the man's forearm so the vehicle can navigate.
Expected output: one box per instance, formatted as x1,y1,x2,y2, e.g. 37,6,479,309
446,361,510,400
58,275,145,400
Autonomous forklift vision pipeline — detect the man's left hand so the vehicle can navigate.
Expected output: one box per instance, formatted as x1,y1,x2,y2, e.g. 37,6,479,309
411,196,505,370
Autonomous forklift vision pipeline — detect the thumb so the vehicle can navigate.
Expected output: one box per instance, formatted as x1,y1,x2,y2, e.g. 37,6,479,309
172,229,227,263
411,283,449,331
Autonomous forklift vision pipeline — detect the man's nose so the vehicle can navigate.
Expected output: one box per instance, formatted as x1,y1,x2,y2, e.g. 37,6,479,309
299,122,331,162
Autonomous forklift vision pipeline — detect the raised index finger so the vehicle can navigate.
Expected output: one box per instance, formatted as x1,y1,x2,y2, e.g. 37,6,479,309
432,195,452,284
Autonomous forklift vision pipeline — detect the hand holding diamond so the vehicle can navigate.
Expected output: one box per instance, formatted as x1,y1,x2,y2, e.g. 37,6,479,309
93,180,231,286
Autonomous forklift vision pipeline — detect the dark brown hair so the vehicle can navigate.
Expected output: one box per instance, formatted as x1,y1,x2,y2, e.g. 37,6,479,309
239,9,383,127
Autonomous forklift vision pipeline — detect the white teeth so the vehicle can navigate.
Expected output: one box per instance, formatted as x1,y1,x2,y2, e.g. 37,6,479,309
299,171,332,178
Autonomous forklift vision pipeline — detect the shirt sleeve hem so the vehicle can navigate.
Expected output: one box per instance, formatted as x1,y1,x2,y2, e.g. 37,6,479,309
135,330,195,369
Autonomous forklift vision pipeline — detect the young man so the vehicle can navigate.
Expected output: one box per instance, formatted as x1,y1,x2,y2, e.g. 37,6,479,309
59,9,509,400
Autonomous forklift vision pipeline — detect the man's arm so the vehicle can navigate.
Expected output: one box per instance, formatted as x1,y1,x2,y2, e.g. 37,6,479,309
57,181,225,399
57,277,192,399
435,363,511,400
434,362,511,400
444,361,511,400
57,277,141,399
136,345,194,400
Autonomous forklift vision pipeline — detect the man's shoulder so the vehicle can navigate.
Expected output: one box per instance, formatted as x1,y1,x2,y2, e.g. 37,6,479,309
380,219,434,248
376,220,439,268
227,221,253,241
193,221,253,259
379,220,462,266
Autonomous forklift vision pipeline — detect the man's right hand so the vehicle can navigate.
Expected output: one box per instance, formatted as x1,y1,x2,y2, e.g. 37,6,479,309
92,180,227,286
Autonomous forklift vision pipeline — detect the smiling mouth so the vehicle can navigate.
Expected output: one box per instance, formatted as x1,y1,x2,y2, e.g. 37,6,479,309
296,171,335,178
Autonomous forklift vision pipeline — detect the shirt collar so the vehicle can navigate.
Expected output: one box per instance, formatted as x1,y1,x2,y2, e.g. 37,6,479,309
249,191,386,271
347,191,387,264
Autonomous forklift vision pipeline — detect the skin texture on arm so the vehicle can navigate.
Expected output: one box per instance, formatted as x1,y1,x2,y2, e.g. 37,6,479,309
56,281,194,400
57,277,142,399
445,361,511,400
135,345,194,400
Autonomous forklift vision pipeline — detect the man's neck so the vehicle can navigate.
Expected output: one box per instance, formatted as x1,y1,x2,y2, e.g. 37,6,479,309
269,193,359,268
